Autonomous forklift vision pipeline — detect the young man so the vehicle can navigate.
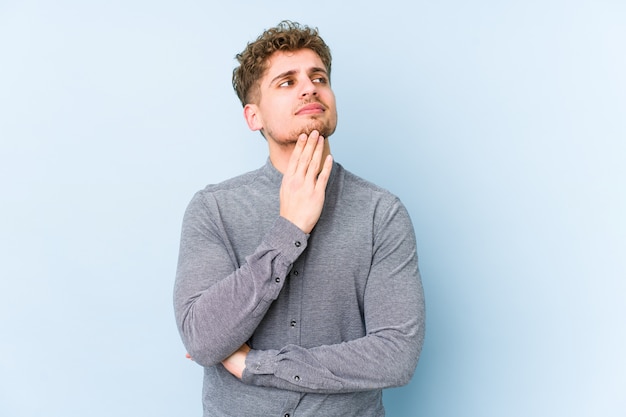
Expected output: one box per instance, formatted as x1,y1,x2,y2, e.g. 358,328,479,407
174,21,425,417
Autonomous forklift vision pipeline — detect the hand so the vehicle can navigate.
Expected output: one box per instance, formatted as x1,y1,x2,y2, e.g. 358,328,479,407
221,343,251,380
280,130,333,234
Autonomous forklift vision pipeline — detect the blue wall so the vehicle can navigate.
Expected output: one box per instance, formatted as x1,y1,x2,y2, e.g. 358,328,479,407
1,1,624,416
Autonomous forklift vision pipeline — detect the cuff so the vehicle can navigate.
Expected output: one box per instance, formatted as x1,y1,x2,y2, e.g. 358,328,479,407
242,348,279,381
264,216,309,266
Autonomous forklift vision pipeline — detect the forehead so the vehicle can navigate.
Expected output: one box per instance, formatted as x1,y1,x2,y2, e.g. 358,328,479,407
263,49,326,81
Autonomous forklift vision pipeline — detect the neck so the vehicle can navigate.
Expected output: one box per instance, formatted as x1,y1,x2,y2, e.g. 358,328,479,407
269,138,332,174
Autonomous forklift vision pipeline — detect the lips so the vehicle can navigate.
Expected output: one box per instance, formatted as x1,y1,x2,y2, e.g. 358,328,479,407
296,102,325,115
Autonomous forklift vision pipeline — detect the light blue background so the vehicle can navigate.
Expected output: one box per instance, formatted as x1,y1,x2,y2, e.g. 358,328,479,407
1,1,624,416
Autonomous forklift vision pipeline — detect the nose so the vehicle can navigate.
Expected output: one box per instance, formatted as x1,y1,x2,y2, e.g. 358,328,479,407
300,77,318,97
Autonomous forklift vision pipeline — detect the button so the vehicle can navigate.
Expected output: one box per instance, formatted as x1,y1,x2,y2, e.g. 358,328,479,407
284,414,290,417
290,320,296,327
275,277,280,283
292,270,298,276
294,375,300,381
294,241,301,247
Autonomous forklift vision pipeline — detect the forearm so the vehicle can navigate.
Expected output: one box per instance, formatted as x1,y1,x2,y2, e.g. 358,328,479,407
240,197,425,393
242,315,424,394
174,214,308,367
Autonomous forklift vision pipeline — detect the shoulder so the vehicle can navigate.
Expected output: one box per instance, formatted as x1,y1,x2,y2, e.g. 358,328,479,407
334,163,401,205
200,166,267,195
185,165,275,216
333,163,414,228
196,164,276,200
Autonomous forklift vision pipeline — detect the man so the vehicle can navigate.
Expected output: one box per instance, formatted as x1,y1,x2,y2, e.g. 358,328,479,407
174,21,425,417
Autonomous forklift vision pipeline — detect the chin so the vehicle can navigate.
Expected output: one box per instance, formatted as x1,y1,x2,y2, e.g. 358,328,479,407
301,120,336,138
267,120,337,145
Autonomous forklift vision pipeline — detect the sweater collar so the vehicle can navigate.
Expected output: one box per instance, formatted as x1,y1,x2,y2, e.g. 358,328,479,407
262,157,339,188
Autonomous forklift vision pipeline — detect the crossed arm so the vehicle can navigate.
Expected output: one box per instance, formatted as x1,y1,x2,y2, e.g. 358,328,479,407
186,345,249,379
175,131,424,393
220,131,331,378
177,130,331,370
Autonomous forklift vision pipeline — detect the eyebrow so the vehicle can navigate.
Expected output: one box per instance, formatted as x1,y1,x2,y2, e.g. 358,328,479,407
269,67,329,86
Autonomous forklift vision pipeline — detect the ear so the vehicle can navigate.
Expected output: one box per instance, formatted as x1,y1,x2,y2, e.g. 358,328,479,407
243,104,263,132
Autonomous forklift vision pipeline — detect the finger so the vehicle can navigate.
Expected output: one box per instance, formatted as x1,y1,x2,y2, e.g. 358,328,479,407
305,134,325,181
296,130,320,175
315,154,333,191
286,133,309,175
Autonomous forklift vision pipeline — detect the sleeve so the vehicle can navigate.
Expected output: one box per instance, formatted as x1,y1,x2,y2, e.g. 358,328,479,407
173,191,309,367
241,198,426,394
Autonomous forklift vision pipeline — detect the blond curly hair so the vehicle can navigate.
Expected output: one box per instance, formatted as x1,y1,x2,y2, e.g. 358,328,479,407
232,21,332,106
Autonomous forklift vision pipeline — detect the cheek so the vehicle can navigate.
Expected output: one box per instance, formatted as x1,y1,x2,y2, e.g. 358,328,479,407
269,98,292,116
259,99,285,123
324,91,337,110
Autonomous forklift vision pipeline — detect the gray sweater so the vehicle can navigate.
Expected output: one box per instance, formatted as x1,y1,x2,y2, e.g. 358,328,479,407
174,159,425,417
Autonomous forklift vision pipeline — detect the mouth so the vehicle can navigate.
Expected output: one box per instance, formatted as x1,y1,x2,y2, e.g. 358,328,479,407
295,102,325,115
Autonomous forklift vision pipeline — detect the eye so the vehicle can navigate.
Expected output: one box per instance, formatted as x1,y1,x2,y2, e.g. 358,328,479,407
278,79,293,87
312,76,327,84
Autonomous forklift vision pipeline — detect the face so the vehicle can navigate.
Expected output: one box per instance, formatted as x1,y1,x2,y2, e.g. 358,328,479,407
244,49,337,146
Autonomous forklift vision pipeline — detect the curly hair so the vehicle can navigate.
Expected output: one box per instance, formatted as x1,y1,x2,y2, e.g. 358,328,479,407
232,21,332,106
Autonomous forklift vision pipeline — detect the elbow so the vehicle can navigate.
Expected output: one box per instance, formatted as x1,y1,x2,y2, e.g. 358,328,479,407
386,323,424,388
387,350,419,388
180,327,228,368
186,345,223,368
176,308,226,367
397,321,425,387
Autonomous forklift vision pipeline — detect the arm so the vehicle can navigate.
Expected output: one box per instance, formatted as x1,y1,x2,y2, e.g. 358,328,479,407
174,203,308,367
232,199,425,393
174,131,332,367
